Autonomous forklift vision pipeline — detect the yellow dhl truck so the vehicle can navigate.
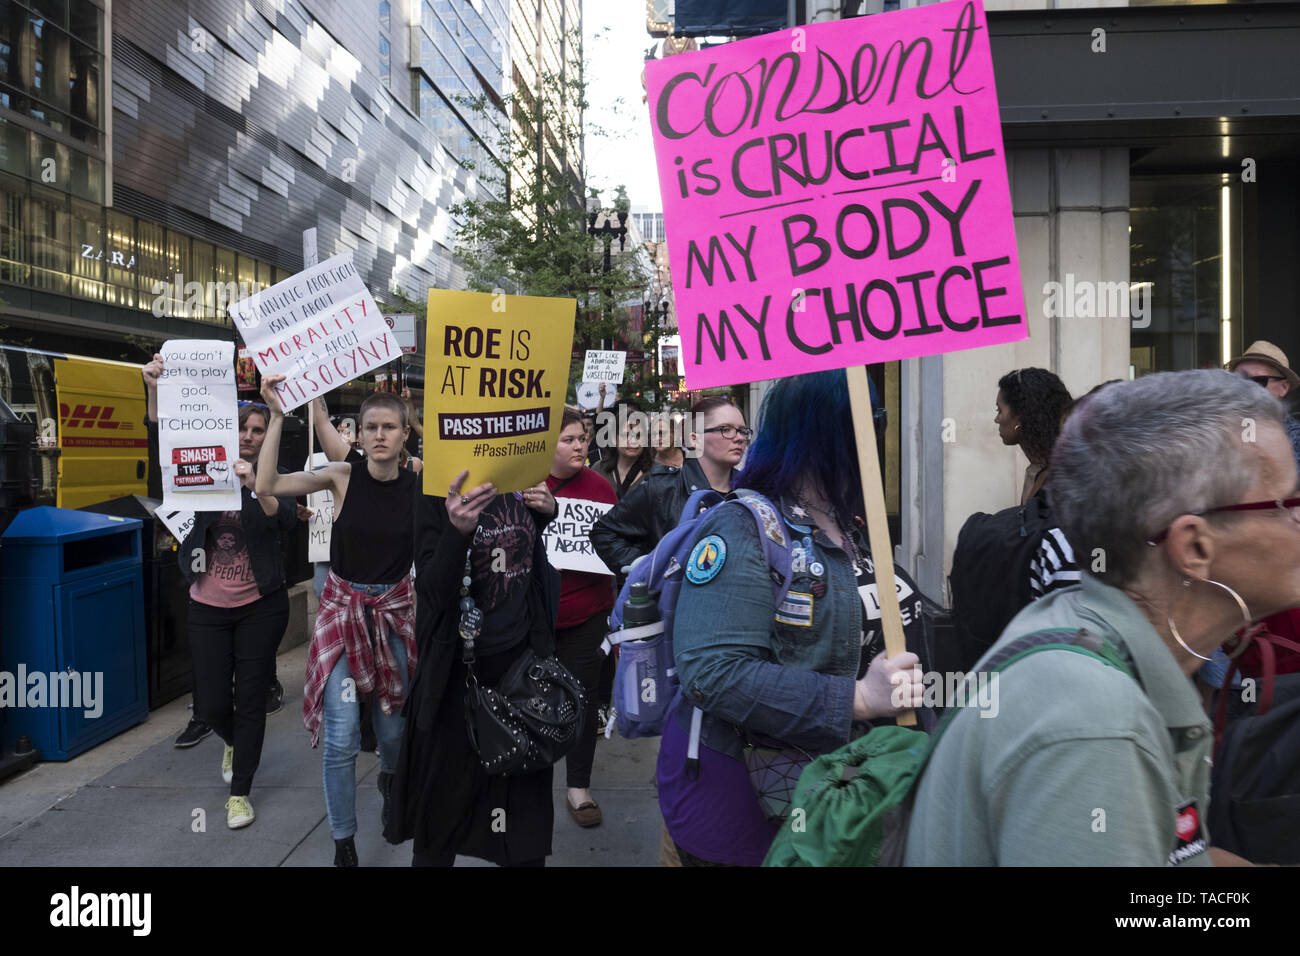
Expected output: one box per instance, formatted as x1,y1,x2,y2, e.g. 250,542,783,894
0,345,148,509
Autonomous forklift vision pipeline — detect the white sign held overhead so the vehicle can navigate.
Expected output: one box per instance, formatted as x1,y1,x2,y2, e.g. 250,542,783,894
157,339,241,512
231,254,397,413
302,228,318,268
385,313,417,354
575,381,617,411
583,349,626,384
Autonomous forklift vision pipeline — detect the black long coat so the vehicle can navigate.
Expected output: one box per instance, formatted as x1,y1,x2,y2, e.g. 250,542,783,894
384,491,560,863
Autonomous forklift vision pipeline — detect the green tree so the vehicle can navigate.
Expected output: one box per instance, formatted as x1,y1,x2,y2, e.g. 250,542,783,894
449,37,649,402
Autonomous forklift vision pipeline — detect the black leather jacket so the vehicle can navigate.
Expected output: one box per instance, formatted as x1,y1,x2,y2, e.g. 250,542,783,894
589,457,732,578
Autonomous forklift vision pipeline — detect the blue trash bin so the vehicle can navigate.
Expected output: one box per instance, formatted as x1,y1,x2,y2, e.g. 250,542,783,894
1,507,147,760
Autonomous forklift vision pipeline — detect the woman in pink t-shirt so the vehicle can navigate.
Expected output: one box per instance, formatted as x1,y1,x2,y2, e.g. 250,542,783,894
143,354,298,830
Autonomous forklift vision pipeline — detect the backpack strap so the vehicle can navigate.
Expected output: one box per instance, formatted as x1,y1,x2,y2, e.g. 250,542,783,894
928,626,1134,748
977,627,1133,680
723,491,796,611
1213,629,1300,756
678,487,725,526
879,627,1135,865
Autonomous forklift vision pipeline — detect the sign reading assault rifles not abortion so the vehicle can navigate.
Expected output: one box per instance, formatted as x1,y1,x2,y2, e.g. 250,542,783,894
542,498,615,575
157,339,241,512
644,0,1027,390
230,254,397,413
423,290,576,495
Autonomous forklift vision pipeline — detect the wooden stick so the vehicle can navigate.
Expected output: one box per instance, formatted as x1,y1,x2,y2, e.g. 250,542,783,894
846,364,915,727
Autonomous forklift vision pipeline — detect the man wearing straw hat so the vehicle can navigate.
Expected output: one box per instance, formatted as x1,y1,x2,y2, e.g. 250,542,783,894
1227,339,1300,470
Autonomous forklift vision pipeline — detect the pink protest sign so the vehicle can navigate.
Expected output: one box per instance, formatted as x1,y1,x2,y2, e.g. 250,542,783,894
645,0,1026,390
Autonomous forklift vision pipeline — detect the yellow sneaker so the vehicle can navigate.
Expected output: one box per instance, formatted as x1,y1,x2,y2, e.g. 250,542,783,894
226,795,255,829
221,744,234,785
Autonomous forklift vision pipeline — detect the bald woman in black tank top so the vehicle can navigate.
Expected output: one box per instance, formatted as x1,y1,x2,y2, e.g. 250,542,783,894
256,376,419,867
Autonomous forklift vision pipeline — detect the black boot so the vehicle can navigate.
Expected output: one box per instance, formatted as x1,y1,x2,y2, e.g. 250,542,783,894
378,771,393,832
334,836,358,868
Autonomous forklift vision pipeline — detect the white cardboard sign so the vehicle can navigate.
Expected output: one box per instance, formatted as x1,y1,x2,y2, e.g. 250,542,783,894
305,452,334,562
582,349,626,385
156,506,197,543
158,339,241,512
541,497,614,575
231,254,397,412
386,313,417,354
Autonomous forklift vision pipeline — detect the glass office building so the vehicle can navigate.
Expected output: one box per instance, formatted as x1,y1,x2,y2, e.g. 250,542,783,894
0,0,514,361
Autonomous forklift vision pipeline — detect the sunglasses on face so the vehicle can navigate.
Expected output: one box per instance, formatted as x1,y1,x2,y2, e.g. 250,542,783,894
1238,372,1286,388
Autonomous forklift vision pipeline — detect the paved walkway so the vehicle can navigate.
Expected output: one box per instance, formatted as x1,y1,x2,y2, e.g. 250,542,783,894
0,641,664,867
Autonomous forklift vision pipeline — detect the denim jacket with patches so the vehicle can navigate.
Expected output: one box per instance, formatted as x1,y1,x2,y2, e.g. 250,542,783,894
670,496,862,761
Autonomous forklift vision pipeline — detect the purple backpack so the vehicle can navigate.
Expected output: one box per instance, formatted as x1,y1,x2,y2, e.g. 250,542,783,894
602,488,795,740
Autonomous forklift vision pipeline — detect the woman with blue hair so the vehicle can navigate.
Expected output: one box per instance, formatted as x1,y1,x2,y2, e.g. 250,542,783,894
656,369,926,866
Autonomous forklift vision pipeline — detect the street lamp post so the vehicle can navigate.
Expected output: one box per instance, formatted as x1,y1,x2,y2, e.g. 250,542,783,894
643,295,669,388
587,187,629,350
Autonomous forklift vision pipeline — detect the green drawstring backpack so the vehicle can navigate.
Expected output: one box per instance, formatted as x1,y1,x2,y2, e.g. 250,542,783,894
763,628,1133,867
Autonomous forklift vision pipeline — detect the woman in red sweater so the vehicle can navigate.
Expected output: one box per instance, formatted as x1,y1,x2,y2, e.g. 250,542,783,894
546,406,618,828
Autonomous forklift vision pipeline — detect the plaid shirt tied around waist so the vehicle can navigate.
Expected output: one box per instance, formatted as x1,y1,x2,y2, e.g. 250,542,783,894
303,569,417,747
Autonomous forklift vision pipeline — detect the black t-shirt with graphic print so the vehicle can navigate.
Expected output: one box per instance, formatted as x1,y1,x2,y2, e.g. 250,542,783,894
470,492,537,654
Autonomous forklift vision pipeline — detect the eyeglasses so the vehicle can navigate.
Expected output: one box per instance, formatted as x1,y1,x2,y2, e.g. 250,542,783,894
1240,373,1287,388
702,425,754,441
1148,497,1300,544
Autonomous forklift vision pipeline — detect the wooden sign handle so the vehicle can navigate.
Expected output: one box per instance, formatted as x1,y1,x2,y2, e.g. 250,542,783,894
846,365,916,727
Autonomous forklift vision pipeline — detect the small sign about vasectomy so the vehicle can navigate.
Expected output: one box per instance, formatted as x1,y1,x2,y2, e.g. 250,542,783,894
582,349,626,385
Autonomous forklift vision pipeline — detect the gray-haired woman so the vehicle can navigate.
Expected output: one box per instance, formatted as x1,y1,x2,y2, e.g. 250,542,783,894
907,369,1300,866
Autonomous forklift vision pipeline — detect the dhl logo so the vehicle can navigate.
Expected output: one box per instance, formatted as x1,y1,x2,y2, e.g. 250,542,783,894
60,404,126,429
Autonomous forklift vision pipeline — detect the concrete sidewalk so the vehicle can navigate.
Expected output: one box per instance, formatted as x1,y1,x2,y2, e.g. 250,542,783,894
0,640,665,867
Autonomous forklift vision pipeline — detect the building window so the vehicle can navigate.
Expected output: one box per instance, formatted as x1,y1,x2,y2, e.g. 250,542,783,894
104,209,135,309
0,171,27,286
379,0,390,28
1130,176,1227,376
69,198,103,302
26,184,68,294
379,35,390,88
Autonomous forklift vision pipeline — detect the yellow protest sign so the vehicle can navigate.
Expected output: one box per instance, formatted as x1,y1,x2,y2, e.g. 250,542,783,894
422,289,576,495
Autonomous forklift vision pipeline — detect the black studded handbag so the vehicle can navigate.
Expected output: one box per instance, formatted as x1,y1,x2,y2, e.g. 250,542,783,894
464,646,586,776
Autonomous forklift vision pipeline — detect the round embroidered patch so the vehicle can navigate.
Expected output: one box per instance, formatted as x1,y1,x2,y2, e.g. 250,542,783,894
685,534,727,584
809,562,825,577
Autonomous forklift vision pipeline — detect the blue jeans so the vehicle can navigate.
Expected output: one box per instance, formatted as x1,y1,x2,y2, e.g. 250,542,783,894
322,581,408,840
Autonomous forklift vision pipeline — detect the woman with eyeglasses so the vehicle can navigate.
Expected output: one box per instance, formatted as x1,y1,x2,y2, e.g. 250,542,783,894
141,355,298,831
907,370,1300,866
590,396,749,582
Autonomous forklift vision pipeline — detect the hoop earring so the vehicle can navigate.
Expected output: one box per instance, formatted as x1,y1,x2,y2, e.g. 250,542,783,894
1167,578,1253,663
1203,578,1253,628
